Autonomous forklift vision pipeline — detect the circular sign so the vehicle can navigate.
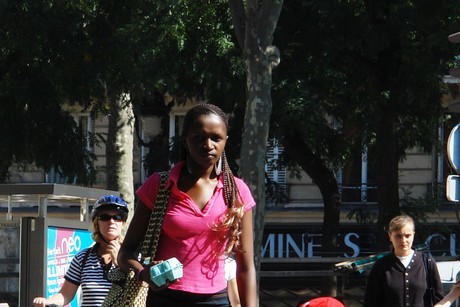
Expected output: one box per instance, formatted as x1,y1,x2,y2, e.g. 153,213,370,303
447,123,460,173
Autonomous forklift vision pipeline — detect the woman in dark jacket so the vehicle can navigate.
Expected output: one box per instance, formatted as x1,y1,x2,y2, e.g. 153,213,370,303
364,215,444,307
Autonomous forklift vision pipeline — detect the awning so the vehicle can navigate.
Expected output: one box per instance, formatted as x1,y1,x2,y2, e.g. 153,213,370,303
0,183,118,221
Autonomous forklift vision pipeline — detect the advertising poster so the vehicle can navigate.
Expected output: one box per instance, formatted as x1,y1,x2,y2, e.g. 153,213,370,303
46,226,93,307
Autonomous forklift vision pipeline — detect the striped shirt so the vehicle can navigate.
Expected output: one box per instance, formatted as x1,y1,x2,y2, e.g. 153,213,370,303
65,246,113,307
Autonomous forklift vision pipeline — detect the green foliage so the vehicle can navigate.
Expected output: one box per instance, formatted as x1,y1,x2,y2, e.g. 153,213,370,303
346,187,441,226
274,0,460,154
399,187,455,239
119,0,244,104
271,0,460,210
399,187,439,225
346,206,378,225
265,174,289,207
0,1,98,183
273,80,351,171
0,0,244,183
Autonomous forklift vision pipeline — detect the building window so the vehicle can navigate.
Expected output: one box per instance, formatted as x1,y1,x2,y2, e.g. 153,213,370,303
266,138,287,204
338,144,378,205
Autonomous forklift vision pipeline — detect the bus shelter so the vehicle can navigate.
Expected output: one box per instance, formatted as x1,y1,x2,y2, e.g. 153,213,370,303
0,184,118,307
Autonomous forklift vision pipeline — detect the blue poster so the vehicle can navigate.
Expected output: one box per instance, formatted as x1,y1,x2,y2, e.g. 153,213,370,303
46,226,93,307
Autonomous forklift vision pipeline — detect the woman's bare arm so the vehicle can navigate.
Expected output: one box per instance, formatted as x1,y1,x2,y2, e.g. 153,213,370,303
235,209,257,307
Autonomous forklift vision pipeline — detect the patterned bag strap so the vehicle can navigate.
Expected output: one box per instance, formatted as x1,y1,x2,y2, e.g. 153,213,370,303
139,171,170,260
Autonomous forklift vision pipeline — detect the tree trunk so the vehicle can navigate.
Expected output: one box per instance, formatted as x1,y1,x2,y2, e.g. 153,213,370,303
229,0,283,290
365,0,402,252
284,128,341,296
375,107,400,251
106,92,135,224
239,47,273,285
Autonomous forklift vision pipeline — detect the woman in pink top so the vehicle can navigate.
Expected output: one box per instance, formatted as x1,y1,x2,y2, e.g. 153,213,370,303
118,104,257,306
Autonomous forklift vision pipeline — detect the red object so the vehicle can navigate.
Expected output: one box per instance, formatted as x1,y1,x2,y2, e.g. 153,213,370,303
298,297,345,307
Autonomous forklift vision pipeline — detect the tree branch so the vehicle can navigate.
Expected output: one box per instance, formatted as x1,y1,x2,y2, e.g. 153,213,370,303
228,0,246,50
258,0,283,47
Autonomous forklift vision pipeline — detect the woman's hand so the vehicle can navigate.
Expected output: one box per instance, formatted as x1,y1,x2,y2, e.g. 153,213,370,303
32,297,62,307
434,283,460,307
138,260,179,291
107,240,121,266
32,280,76,307
32,297,48,307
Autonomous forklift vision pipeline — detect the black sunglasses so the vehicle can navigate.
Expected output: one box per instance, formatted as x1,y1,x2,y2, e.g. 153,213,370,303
98,214,125,222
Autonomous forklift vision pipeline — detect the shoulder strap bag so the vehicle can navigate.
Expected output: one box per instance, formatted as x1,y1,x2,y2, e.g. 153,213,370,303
102,171,170,307
422,252,436,307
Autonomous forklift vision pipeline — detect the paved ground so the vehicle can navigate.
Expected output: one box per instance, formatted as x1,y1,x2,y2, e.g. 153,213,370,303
259,279,460,307
259,286,365,307
258,269,369,307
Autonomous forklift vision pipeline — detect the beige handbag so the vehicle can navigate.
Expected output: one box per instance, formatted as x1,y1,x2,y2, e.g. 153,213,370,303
102,171,170,307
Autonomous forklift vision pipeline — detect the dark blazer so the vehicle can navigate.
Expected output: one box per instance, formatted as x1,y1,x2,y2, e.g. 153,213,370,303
363,250,444,307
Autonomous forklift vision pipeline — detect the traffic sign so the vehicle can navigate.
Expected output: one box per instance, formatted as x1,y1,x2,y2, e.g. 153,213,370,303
447,124,460,173
446,32,460,201
447,175,460,202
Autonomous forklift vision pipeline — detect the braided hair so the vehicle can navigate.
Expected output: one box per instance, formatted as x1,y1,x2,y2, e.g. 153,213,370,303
181,103,245,254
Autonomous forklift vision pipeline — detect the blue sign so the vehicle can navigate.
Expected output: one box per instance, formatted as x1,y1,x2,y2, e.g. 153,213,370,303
447,124,460,172
46,226,93,307
447,175,460,202
447,124,460,201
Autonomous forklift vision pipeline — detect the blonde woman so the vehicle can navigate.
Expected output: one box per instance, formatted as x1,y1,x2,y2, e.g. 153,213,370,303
364,214,444,307
32,195,128,307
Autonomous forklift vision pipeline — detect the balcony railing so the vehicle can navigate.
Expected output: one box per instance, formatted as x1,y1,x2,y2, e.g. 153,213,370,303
339,184,378,205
